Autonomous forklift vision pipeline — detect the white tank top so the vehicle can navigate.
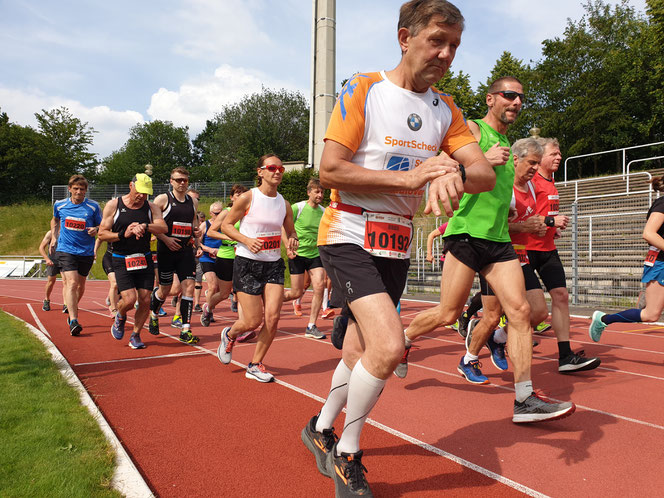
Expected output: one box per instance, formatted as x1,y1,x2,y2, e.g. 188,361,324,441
235,187,286,262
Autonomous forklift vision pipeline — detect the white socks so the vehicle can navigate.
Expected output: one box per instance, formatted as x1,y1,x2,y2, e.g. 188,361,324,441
316,360,352,432
515,380,533,403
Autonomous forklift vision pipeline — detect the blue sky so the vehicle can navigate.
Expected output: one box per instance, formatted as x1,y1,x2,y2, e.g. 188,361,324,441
0,0,648,158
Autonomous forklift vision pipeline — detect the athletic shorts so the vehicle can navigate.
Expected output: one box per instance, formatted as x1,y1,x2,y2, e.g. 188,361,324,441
319,243,409,307
55,251,94,277
157,249,196,286
479,263,542,296
288,255,323,275
443,235,517,273
527,249,567,291
201,261,216,276
214,257,234,282
233,256,285,295
46,260,61,277
642,261,664,285
102,251,114,275
195,259,203,283
112,254,155,293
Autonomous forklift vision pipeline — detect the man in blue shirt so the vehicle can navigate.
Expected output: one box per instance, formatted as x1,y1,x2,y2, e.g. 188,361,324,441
50,174,102,336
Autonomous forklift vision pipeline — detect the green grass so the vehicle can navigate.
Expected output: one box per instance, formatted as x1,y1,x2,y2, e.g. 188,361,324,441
0,202,53,255
0,312,120,497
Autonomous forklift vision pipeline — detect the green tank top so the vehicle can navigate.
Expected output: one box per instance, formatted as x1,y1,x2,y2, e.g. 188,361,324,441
444,119,514,243
216,207,240,259
293,201,325,259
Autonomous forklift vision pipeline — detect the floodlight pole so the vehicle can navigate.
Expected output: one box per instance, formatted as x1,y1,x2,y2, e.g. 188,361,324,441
308,0,336,171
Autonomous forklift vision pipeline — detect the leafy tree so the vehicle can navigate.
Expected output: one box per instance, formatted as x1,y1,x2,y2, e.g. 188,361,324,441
35,106,98,182
434,69,481,119
194,87,309,182
98,120,194,184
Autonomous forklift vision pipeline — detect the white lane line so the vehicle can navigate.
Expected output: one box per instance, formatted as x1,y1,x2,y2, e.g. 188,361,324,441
75,350,209,366
26,303,50,338
3,310,154,498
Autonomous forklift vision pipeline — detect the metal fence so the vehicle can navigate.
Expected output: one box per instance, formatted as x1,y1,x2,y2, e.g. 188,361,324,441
409,169,664,308
52,181,255,205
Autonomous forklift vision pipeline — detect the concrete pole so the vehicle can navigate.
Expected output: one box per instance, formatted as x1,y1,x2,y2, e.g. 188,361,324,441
309,0,336,171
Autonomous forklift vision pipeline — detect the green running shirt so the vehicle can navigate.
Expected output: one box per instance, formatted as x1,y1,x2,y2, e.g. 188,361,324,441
216,207,240,260
292,201,325,259
444,119,514,242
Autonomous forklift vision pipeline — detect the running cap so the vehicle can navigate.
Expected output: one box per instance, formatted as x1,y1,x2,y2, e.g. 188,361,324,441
132,173,153,195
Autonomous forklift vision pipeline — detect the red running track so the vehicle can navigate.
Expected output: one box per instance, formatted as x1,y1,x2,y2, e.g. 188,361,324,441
2,279,663,497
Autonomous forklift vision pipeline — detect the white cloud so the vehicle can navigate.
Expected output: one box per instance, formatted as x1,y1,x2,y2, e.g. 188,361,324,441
0,86,144,158
146,63,307,134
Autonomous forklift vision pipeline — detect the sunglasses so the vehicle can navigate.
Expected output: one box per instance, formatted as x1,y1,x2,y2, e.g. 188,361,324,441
210,211,221,216
492,90,525,101
261,164,285,173
171,177,189,183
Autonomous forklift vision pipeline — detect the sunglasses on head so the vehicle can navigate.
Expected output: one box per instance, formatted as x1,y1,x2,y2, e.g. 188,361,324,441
171,177,189,183
492,90,525,101
261,164,285,173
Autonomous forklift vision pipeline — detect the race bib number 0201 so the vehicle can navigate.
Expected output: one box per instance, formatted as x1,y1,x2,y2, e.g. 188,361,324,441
258,232,281,253
363,212,412,259
64,217,86,231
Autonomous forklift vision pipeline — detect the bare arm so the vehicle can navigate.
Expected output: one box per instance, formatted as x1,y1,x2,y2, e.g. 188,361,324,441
282,200,299,254
49,217,59,250
39,232,53,264
425,228,440,263
509,215,547,237
221,191,263,253
206,211,233,241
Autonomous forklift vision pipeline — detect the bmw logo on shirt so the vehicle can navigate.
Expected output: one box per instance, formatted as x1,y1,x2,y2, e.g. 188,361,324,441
407,113,422,131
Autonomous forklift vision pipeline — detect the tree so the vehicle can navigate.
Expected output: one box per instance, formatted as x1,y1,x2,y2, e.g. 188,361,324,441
98,120,194,184
35,106,98,182
194,87,309,182
433,70,481,119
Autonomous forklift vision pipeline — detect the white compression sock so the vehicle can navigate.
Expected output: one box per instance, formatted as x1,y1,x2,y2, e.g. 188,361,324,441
336,359,386,455
316,359,352,432
322,288,329,309
515,380,533,403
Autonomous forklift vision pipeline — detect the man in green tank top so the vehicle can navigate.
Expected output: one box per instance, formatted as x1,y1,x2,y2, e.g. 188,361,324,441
401,77,575,423
282,178,328,339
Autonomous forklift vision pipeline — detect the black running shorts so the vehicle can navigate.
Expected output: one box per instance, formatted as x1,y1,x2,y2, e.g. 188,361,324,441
443,235,517,273
55,251,94,277
102,251,114,275
157,248,196,286
112,255,155,293
527,249,567,291
288,255,323,275
214,257,234,282
233,256,285,295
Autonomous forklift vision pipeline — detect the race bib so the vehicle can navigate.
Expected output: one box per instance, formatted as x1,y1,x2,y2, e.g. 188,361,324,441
547,195,559,216
257,231,281,253
172,221,192,238
152,253,158,264
64,216,86,231
125,253,148,271
513,244,529,266
363,212,412,259
644,245,660,267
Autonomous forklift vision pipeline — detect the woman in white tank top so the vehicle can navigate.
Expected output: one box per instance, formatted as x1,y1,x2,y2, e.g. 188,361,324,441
217,154,299,382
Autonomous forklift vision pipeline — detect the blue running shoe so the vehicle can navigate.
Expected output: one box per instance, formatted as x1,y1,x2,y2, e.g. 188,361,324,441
171,316,183,329
158,307,167,317
111,314,126,340
457,357,489,384
129,333,146,349
486,331,508,371
589,311,607,342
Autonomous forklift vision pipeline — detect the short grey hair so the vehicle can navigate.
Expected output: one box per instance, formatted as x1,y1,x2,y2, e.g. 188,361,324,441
512,138,543,159
535,137,560,150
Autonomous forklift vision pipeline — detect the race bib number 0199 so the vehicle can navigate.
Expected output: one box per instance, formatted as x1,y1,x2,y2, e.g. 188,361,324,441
125,253,148,271
172,221,192,238
363,212,412,259
64,217,86,231
644,245,660,267
258,232,281,253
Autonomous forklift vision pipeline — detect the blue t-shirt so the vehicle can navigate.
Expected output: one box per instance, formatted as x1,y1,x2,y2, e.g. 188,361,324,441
199,220,223,263
53,198,102,256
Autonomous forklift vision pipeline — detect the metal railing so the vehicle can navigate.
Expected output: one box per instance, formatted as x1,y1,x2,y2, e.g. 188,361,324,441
0,256,48,278
563,142,664,182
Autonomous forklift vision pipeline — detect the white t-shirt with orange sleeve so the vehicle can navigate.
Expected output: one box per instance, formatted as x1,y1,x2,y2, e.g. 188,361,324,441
317,71,476,257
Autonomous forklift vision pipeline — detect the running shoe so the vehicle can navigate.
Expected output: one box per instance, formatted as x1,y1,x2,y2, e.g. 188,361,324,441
42,300,50,311
486,331,508,371
449,320,459,331
217,326,234,364
456,312,470,339
111,313,126,340
293,301,303,316
148,314,160,336
393,344,412,379
558,350,600,373
236,330,256,343
200,304,213,327
171,316,183,329
321,308,335,320
179,330,200,344
230,292,238,313
129,333,146,350
69,318,82,336
305,324,326,340
327,443,373,498
457,357,489,384
512,391,576,423
301,415,338,477
62,304,68,314
589,311,607,342
534,321,552,334
498,315,508,329
193,304,203,313
245,362,274,382
105,296,111,306
158,307,167,317
134,301,139,310
331,315,349,350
